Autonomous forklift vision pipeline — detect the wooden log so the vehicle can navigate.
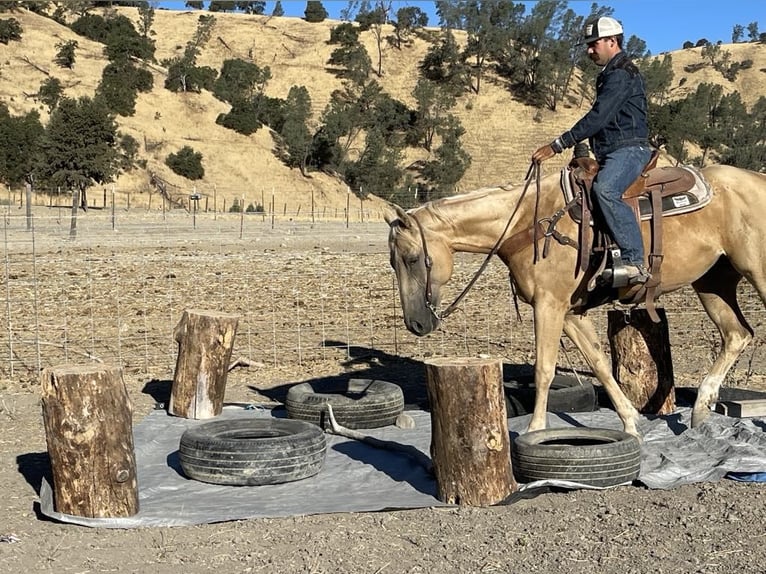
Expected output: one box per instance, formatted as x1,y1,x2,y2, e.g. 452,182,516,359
40,364,138,518
424,357,517,506
607,308,675,415
169,309,239,419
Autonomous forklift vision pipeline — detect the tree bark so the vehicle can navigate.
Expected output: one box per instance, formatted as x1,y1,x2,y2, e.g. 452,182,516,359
607,308,675,414
40,364,138,518
169,309,239,419
424,357,517,506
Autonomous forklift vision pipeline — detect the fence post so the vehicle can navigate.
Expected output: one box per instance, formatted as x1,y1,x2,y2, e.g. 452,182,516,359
25,183,32,232
69,189,79,240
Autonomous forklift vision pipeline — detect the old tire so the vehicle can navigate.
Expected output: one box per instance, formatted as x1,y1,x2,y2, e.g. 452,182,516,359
512,427,641,487
285,379,404,429
504,375,596,417
179,418,326,486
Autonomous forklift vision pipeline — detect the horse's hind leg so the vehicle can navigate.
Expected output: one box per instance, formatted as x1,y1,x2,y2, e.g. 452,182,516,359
562,314,640,438
691,258,753,427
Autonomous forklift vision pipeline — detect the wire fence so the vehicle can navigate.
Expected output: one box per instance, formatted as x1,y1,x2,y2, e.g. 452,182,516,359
3,203,765,388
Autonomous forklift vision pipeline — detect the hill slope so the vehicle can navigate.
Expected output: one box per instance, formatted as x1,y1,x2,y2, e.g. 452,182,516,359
2,7,764,210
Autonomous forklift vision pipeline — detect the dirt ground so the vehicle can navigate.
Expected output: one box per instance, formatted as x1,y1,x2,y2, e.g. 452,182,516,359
2,212,766,574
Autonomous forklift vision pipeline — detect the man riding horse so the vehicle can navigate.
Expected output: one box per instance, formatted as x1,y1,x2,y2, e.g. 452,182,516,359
532,16,653,286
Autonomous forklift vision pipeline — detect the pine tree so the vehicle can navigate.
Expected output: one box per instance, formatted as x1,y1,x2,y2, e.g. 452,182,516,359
304,1,327,23
272,1,284,17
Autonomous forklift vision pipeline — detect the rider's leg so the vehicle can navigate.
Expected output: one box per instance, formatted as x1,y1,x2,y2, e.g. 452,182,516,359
591,145,653,274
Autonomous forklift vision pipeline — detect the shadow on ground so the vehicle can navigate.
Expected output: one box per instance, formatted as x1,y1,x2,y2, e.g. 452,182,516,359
246,341,540,410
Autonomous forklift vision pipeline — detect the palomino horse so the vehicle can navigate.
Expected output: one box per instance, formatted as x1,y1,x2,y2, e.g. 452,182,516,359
385,164,766,438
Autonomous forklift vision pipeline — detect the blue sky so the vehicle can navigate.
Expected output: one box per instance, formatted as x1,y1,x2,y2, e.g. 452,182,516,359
158,1,765,55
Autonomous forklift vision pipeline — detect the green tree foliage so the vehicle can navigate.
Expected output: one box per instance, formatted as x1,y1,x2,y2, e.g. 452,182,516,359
421,115,471,199
718,96,766,170
639,54,674,105
460,0,518,94
215,100,263,135
236,1,265,14
0,17,23,44
96,61,153,116
70,12,110,42
185,1,204,8
209,1,236,12
732,24,744,43
35,96,121,209
38,77,64,112
327,24,372,85
419,29,469,97
163,15,218,92
345,128,403,198
391,6,428,49
54,39,78,69
278,85,313,174
272,1,284,16
309,79,410,195
165,146,205,180
352,1,391,77
410,77,457,151
213,58,271,104
0,104,44,188
117,133,141,171
72,12,155,62
304,1,328,23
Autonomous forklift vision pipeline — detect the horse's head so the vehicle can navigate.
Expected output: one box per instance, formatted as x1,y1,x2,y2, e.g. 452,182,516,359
385,204,454,336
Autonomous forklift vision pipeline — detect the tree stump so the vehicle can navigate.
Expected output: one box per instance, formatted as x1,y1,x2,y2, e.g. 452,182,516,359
424,357,517,506
40,364,138,518
169,309,239,419
607,308,675,414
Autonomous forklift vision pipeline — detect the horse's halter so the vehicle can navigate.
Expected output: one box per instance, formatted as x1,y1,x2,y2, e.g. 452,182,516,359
410,215,439,319
409,162,542,322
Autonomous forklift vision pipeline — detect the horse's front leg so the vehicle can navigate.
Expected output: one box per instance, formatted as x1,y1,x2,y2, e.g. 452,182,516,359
527,298,569,433
562,313,641,438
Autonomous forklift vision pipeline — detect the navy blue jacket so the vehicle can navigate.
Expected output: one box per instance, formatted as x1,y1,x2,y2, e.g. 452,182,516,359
558,51,649,160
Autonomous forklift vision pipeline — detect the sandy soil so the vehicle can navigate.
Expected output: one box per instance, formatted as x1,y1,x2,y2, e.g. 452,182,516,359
2,213,766,574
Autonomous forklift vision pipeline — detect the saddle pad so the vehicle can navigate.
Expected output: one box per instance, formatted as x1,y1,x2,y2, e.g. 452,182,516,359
635,165,713,220
561,165,713,221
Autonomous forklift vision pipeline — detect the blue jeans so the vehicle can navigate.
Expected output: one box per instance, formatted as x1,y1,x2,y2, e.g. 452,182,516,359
591,145,653,266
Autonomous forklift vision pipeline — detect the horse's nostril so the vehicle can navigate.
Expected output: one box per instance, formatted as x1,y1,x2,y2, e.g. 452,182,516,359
409,320,424,336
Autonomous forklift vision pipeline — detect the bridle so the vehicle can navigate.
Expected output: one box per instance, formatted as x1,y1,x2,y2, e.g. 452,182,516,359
409,162,542,321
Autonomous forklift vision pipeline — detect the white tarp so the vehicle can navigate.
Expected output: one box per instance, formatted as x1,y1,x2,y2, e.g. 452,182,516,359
39,405,766,528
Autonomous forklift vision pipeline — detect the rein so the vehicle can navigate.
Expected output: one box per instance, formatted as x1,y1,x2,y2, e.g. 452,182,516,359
415,161,542,321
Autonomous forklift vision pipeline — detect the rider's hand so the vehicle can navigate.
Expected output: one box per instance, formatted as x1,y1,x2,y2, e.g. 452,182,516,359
532,144,556,163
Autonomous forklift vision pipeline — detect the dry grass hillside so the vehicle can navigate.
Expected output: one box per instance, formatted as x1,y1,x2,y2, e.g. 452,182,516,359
2,6,765,210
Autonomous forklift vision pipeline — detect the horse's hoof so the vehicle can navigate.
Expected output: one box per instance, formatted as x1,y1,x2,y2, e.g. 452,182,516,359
691,406,711,428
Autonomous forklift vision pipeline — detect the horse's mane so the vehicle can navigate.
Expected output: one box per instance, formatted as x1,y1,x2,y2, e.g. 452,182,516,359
414,182,518,222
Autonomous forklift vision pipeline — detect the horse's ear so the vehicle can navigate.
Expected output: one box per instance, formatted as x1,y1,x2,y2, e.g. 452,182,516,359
383,203,412,229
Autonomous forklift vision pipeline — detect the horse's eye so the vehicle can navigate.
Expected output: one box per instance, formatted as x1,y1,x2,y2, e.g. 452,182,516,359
404,255,420,267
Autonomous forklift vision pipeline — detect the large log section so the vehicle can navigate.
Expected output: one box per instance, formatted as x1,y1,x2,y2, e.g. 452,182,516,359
424,357,517,506
169,309,239,419
40,365,138,518
607,308,676,415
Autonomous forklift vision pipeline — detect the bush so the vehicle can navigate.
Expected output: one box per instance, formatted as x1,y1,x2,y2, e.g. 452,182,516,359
71,13,110,43
38,77,63,111
54,39,78,69
165,146,204,180
0,18,22,44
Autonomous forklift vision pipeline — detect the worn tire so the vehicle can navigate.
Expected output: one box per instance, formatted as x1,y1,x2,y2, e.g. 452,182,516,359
285,378,404,429
504,375,597,417
512,427,641,487
179,418,326,486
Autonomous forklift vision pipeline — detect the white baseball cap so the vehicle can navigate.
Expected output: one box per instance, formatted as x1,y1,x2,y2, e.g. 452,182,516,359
581,16,624,44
